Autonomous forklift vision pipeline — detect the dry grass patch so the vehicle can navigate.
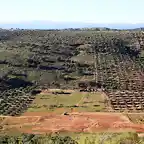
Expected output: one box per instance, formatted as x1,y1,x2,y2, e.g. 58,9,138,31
26,91,107,114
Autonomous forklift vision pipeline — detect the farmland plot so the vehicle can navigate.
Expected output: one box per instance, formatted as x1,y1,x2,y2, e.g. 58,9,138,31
25,91,107,114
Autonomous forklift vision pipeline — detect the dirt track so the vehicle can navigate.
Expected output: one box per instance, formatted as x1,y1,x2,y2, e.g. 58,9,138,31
1,112,144,134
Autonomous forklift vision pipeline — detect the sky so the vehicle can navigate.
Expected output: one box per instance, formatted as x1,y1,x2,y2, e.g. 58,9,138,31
0,0,144,24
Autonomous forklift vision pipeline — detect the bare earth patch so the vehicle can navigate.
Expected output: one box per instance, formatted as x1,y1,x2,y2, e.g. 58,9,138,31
40,89,75,94
127,113,144,124
1,112,144,134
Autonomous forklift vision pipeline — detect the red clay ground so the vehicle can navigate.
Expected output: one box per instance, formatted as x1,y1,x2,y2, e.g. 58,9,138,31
1,112,144,134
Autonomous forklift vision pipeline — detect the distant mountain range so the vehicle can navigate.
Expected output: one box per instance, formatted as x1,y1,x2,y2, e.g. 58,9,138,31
0,21,144,30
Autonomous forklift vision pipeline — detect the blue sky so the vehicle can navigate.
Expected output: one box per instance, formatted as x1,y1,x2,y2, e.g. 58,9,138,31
0,0,144,23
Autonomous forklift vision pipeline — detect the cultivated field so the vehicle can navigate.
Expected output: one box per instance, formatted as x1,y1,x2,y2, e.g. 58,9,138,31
26,90,107,114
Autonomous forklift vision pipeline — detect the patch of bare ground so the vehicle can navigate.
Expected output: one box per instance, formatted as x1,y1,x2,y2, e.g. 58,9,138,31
127,114,144,124
40,89,75,94
138,133,144,137
2,112,144,134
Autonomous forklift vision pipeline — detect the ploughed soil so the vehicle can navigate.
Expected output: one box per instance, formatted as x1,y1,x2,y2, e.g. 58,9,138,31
1,112,144,134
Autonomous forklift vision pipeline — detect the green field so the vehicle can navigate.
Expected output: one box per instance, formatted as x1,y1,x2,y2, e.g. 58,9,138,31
26,91,106,114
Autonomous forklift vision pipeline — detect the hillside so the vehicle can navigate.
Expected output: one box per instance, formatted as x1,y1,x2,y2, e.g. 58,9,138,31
0,29,144,143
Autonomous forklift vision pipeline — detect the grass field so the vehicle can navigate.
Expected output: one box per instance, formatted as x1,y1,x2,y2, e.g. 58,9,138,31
26,91,106,114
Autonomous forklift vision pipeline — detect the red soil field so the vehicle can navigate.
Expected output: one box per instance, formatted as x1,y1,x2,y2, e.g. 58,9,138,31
2,112,144,134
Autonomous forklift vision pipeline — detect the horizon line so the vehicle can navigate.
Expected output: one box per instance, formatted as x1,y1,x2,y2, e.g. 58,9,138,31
0,20,144,24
